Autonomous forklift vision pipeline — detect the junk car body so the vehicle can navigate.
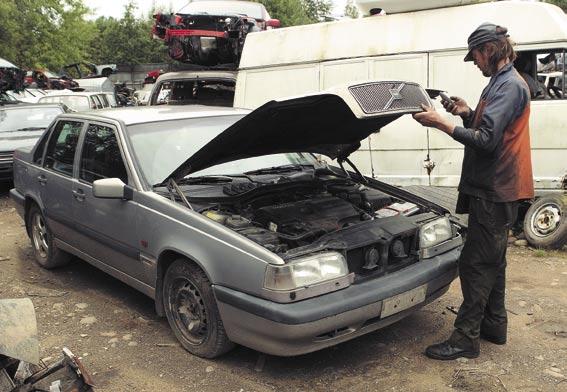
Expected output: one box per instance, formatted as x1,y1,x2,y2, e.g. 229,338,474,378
0,103,66,181
152,1,280,66
148,70,236,106
10,81,463,358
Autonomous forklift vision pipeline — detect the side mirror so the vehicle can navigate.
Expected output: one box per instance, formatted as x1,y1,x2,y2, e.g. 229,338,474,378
266,19,281,29
92,178,133,200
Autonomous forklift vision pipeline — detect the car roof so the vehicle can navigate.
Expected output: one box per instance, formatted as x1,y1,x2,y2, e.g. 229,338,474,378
0,102,65,110
42,90,106,97
155,70,237,83
64,105,250,126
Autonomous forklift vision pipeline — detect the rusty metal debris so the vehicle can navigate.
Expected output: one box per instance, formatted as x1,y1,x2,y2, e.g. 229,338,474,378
0,299,95,392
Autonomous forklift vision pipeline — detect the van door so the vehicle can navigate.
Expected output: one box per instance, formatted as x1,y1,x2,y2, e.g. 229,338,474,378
427,51,485,187
357,53,429,183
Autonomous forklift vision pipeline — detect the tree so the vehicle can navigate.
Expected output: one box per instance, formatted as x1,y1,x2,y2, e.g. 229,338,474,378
0,0,94,70
88,2,168,65
543,0,567,12
301,0,332,23
344,0,359,19
255,0,311,26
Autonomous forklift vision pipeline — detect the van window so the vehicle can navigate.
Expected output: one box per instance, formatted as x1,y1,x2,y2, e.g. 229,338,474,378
515,49,566,100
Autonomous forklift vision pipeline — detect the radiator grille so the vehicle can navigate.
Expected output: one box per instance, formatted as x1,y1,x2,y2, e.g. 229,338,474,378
0,151,14,167
349,82,430,114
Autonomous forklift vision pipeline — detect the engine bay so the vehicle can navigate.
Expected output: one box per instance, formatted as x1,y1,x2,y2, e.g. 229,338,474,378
193,178,422,257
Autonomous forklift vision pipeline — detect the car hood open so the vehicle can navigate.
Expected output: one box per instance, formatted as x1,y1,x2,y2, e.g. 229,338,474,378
165,80,431,183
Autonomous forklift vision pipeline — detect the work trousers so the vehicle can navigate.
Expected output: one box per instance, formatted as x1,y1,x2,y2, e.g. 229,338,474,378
450,196,518,346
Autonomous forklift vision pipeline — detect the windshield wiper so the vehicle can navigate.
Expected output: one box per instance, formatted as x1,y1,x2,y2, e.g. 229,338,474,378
12,127,46,132
244,164,314,176
177,175,235,185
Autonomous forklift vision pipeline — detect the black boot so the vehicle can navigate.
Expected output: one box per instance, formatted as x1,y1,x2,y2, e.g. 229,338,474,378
425,332,479,360
480,322,507,345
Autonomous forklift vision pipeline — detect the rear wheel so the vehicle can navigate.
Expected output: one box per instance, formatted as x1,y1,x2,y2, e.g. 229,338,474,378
523,194,567,249
27,204,72,269
163,259,234,358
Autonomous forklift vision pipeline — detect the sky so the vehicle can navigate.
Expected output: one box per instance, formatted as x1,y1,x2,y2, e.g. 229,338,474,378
87,0,347,20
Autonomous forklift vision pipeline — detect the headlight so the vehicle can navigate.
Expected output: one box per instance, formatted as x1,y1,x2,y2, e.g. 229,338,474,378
420,217,452,248
264,252,348,291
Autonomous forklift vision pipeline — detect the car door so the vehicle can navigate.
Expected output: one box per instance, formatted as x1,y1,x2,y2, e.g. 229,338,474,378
40,119,84,248
71,122,145,282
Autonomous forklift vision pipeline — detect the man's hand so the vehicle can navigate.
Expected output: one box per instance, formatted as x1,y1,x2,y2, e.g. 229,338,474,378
442,96,471,118
413,104,455,135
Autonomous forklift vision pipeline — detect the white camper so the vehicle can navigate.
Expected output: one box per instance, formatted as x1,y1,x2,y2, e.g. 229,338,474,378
234,0,567,248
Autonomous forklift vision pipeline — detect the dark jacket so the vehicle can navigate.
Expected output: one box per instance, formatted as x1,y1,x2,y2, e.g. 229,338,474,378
452,62,534,205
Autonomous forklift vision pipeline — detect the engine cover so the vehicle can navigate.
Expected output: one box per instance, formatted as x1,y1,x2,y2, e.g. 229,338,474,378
254,195,361,236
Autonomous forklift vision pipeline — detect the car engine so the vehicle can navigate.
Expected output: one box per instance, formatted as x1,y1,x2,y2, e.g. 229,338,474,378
198,179,419,262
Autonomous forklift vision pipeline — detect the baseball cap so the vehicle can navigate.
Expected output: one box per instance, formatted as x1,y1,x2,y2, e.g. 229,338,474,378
464,23,509,62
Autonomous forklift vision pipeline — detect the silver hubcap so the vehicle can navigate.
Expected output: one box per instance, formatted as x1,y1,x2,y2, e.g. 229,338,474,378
32,213,49,259
530,203,561,237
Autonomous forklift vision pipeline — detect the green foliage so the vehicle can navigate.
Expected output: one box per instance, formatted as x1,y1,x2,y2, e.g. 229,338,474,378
543,0,567,12
88,1,168,65
0,0,94,70
301,0,332,23
344,0,360,19
255,0,311,26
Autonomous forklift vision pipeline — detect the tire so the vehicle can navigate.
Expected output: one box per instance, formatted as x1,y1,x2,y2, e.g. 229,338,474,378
27,204,72,269
523,194,567,249
163,259,234,358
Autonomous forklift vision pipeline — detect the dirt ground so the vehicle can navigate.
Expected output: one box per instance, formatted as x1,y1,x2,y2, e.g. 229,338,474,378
1,182,566,392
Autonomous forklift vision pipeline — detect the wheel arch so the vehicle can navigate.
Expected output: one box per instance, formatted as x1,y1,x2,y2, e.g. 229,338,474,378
23,195,44,237
154,248,212,317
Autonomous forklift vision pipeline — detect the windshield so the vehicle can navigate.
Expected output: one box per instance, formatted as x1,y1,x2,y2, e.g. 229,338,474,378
127,115,319,185
178,1,265,19
39,95,90,111
0,106,62,132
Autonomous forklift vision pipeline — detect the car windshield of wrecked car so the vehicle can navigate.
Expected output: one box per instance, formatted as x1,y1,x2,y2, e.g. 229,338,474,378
178,1,265,19
127,115,319,186
39,95,90,111
0,107,62,132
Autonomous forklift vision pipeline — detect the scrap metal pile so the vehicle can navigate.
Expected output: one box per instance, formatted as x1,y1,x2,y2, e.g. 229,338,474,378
0,299,95,392
152,1,279,67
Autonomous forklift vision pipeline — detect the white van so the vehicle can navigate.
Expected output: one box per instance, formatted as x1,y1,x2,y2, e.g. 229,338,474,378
234,0,567,248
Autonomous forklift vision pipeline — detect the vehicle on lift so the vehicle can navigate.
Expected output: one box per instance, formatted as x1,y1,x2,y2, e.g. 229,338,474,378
10,80,463,358
152,1,280,66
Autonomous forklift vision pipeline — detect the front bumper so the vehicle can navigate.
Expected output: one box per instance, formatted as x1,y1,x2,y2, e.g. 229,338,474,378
214,246,460,356
0,152,14,181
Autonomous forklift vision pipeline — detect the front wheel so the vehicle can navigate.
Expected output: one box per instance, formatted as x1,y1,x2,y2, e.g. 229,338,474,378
523,194,567,249
27,204,72,269
163,259,234,358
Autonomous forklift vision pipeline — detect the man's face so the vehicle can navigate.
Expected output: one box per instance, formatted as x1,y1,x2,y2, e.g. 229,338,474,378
472,47,492,77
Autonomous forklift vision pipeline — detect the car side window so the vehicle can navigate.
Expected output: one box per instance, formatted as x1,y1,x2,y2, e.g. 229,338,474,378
79,124,129,184
43,121,83,176
92,95,103,109
33,131,50,165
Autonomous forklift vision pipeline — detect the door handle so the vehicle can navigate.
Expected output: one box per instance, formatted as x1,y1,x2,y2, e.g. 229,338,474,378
72,189,85,202
37,175,47,185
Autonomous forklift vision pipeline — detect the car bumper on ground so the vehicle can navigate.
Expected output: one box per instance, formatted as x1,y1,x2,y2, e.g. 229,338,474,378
214,246,460,356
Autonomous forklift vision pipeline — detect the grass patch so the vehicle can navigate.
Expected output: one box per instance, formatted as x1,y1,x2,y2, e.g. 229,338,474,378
532,249,548,258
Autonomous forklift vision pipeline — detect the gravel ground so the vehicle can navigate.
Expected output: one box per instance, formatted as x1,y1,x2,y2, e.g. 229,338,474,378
1,182,566,392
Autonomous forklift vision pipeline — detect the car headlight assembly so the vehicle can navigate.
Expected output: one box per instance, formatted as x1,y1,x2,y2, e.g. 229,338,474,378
419,217,452,249
264,252,348,291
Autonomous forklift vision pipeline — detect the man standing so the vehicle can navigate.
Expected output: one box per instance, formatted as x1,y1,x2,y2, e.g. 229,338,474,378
413,23,534,360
